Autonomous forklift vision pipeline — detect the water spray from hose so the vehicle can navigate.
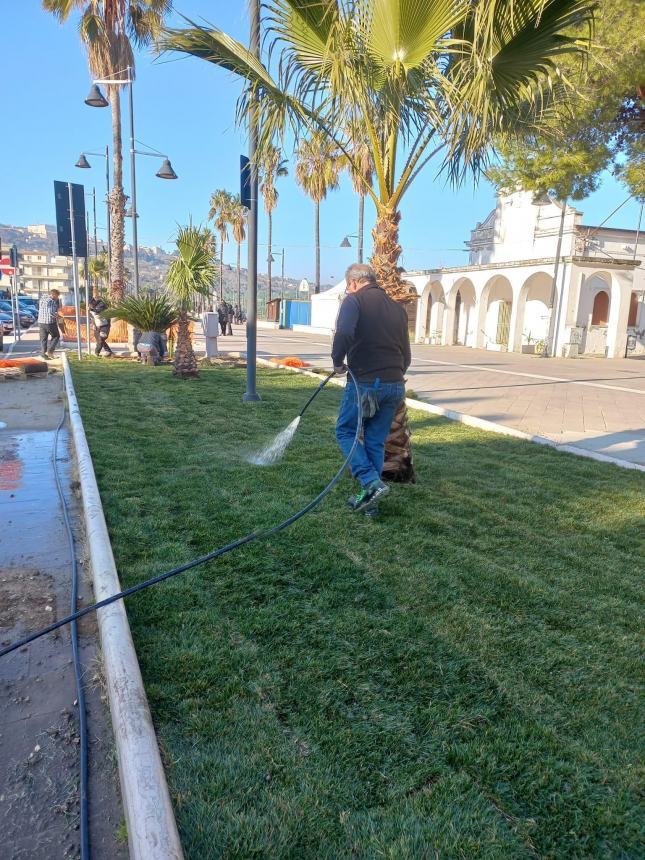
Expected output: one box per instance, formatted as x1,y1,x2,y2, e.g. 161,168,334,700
246,370,336,466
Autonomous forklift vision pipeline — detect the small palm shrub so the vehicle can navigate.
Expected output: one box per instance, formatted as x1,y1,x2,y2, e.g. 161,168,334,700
104,295,179,332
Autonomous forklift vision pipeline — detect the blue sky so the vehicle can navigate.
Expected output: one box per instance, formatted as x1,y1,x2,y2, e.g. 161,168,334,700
2,2,641,282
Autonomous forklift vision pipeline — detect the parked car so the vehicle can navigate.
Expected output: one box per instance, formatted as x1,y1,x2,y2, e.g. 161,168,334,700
0,301,34,328
0,312,14,334
18,298,38,313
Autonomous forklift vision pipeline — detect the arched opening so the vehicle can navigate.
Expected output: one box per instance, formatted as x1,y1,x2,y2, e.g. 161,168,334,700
402,282,418,339
591,290,609,325
477,276,513,350
419,280,446,343
446,278,476,346
513,272,552,353
577,272,612,355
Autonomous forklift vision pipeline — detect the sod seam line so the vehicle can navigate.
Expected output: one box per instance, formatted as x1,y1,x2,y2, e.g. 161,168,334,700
62,353,184,860
241,354,645,473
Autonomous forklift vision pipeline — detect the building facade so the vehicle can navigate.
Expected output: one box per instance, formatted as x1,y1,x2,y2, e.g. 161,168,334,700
19,251,73,298
311,192,644,358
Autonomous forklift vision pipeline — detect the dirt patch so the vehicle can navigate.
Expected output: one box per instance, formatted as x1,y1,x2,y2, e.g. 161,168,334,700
0,709,83,859
0,569,56,637
0,372,65,432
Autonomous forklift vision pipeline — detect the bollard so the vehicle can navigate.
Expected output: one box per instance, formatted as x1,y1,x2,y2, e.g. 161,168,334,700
201,311,219,359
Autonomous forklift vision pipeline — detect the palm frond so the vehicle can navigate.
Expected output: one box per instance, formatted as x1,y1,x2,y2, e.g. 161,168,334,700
364,0,467,71
442,0,595,182
166,223,217,309
103,294,178,331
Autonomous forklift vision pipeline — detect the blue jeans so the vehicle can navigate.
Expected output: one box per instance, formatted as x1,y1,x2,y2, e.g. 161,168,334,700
336,379,405,487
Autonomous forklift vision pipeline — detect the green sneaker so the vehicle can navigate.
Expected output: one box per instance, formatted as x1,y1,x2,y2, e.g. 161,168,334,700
348,479,389,513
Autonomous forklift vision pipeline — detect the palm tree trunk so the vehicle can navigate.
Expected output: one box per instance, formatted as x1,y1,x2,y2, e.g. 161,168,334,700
370,205,415,483
315,200,320,294
219,236,224,301
358,194,364,264
371,206,408,300
267,210,273,303
173,311,199,378
108,88,126,303
237,241,241,308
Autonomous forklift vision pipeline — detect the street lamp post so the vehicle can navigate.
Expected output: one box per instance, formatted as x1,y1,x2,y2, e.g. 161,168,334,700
75,146,111,271
84,70,177,297
243,0,261,403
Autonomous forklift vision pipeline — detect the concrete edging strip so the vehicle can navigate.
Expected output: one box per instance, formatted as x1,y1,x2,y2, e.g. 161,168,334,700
62,353,184,860
251,355,645,473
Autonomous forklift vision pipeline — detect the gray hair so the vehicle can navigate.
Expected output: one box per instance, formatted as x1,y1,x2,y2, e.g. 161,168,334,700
345,263,377,285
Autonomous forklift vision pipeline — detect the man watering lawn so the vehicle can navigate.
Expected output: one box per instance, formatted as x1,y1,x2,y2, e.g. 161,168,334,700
332,263,410,515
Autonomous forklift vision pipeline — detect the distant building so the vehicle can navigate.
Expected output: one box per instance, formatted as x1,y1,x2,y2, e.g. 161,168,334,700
311,192,644,358
19,250,73,298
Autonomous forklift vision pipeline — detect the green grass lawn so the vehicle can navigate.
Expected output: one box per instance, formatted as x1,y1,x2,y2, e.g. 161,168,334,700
71,359,644,859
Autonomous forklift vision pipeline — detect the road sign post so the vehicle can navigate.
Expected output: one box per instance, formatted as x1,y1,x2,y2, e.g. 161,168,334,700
67,182,83,360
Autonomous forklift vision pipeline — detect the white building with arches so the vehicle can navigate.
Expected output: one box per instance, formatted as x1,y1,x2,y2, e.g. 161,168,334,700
311,191,644,358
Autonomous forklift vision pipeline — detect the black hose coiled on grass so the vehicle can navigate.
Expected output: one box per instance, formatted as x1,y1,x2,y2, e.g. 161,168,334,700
0,369,360,660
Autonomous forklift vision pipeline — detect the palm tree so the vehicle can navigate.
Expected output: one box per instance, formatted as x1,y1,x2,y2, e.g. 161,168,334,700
207,189,234,302
44,0,171,303
166,223,217,378
80,252,109,296
161,0,594,479
88,252,109,297
229,196,248,310
295,132,341,293
259,145,288,301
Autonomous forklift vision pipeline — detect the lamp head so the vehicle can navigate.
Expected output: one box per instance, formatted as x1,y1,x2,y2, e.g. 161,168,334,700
85,84,109,108
340,236,351,248
156,158,178,180
75,153,91,169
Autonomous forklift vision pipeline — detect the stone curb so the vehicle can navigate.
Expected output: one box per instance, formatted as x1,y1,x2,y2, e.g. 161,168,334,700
62,353,184,860
245,354,645,474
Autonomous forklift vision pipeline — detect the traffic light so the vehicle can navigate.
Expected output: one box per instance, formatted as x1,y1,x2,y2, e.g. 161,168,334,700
9,245,18,268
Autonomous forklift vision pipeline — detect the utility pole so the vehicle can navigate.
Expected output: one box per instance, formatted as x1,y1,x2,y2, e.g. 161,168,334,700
544,201,567,358
128,66,140,297
243,0,261,402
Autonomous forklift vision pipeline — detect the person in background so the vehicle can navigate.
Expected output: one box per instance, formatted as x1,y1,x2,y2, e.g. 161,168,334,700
227,302,234,335
217,301,228,336
89,297,114,357
137,330,166,365
332,263,410,517
37,288,63,360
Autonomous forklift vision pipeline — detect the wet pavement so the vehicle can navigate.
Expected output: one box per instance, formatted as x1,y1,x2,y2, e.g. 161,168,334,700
0,348,126,859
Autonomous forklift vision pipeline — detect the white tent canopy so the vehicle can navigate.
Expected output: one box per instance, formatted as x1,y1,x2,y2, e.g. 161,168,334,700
309,281,346,333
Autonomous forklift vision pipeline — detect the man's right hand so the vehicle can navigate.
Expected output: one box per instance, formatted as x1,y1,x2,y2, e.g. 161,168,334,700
334,365,347,375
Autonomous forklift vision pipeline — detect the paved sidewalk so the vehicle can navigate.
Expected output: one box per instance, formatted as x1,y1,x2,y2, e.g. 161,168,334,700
212,327,645,467
0,331,126,859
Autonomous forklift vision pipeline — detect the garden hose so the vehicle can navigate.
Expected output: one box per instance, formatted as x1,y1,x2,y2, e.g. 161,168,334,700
52,410,90,860
0,369,361,660
298,369,337,417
